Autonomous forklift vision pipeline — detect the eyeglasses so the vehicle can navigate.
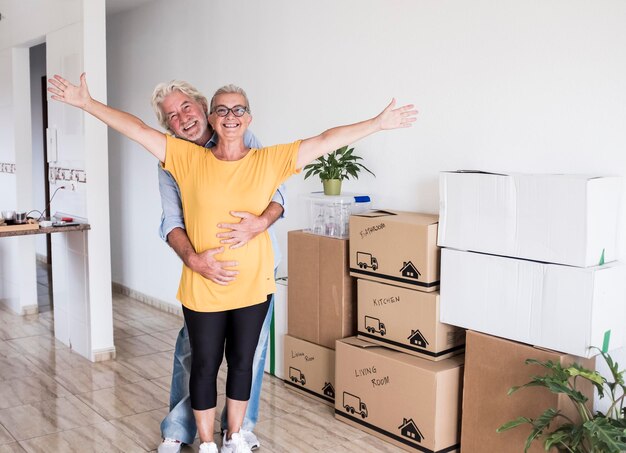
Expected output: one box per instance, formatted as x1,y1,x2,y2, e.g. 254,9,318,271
211,105,249,117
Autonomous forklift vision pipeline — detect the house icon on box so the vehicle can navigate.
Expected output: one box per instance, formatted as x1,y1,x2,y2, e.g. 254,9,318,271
408,329,429,348
399,261,421,280
399,418,423,442
322,382,335,399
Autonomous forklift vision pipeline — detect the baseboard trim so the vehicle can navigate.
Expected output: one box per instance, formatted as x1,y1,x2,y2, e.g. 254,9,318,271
92,347,116,362
112,282,183,318
21,304,39,315
0,299,38,315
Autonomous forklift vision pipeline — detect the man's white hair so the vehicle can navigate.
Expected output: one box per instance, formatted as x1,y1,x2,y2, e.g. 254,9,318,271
151,80,209,132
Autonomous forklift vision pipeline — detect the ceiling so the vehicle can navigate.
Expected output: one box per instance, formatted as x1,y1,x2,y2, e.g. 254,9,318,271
106,0,156,16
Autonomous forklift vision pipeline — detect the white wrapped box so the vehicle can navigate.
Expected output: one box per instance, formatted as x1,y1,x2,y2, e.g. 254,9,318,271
438,171,622,267
440,248,626,358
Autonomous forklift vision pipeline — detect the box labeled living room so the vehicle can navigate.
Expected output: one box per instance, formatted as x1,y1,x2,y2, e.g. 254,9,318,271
283,334,336,406
335,337,464,453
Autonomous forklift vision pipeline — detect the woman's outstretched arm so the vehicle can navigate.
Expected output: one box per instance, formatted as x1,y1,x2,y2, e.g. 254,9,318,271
48,73,166,162
295,98,417,169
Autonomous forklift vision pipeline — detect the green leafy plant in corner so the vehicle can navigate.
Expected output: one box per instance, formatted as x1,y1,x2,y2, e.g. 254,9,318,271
497,348,626,453
303,145,375,182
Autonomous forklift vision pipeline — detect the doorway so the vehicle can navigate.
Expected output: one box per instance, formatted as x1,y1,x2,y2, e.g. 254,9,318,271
30,42,53,312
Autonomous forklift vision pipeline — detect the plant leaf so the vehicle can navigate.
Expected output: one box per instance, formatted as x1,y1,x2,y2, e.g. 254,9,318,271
522,408,560,452
568,365,605,386
497,417,533,432
584,418,626,451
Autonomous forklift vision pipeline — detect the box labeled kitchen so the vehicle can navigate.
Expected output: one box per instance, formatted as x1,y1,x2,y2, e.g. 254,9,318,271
461,330,595,453
349,211,440,292
438,171,623,267
302,192,372,239
440,248,626,358
288,230,356,349
335,337,463,453
283,334,335,406
357,279,464,361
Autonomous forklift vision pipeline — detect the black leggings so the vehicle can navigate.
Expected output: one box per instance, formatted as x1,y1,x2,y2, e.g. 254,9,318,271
182,296,271,410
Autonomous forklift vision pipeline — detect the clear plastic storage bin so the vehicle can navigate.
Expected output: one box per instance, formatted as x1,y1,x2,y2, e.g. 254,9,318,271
302,192,372,239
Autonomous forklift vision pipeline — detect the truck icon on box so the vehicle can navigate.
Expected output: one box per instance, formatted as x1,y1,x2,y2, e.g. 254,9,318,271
365,316,386,336
343,391,368,418
289,367,306,386
357,252,378,271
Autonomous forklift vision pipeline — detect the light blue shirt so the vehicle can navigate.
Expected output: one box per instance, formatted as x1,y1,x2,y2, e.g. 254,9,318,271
158,129,286,268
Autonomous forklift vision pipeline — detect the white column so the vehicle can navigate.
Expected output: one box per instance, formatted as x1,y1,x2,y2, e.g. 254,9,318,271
83,0,115,361
13,47,38,315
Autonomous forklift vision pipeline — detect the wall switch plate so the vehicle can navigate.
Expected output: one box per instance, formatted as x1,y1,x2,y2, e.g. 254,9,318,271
46,128,58,162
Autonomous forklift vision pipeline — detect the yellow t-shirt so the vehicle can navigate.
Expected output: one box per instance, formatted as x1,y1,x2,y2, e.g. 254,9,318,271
163,135,301,312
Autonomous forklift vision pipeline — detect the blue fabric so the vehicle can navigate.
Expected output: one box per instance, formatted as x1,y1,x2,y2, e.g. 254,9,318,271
159,128,284,440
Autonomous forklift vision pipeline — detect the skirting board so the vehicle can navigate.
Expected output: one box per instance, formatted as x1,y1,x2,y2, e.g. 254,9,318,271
0,298,38,316
92,347,117,362
112,282,183,318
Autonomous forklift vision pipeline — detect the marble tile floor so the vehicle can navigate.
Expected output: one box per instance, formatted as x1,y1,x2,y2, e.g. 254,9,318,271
0,268,404,452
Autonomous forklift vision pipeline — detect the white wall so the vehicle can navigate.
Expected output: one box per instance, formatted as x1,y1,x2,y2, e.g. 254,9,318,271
0,48,20,311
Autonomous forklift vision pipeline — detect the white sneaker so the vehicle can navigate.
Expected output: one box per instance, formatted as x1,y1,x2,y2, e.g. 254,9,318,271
221,432,252,453
158,438,182,453
199,441,219,453
239,429,260,450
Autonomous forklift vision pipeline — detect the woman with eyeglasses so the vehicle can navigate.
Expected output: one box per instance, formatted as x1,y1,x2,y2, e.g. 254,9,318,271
47,73,417,453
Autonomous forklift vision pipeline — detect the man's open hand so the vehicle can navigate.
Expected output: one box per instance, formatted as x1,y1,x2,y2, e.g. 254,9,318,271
187,246,239,285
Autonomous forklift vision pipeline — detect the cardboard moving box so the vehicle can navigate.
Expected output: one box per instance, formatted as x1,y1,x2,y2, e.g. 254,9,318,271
438,171,623,267
349,211,440,292
462,331,595,453
288,230,356,349
335,337,463,453
440,248,626,358
357,279,464,361
283,334,335,406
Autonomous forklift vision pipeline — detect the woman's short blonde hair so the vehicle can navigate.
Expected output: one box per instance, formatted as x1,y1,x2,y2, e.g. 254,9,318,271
151,80,209,132
210,84,251,113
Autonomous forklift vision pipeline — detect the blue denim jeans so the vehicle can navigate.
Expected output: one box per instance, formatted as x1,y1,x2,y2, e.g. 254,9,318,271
160,295,274,444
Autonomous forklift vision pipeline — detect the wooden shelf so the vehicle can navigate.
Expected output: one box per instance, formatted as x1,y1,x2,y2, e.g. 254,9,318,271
0,223,90,238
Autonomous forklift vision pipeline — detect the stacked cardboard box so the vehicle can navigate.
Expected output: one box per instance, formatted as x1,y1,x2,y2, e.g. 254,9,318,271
283,230,357,406
462,331,595,453
438,171,625,452
333,211,465,452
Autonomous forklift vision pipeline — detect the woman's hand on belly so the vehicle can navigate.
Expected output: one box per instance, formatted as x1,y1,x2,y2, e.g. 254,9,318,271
216,211,268,249
188,246,239,286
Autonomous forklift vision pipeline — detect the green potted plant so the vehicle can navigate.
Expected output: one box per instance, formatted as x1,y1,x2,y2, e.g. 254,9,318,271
303,145,375,195
497,348,626,453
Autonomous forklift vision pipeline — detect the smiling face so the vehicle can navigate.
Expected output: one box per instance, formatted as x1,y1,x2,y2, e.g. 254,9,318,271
160,90,211,145
209,93,252,140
